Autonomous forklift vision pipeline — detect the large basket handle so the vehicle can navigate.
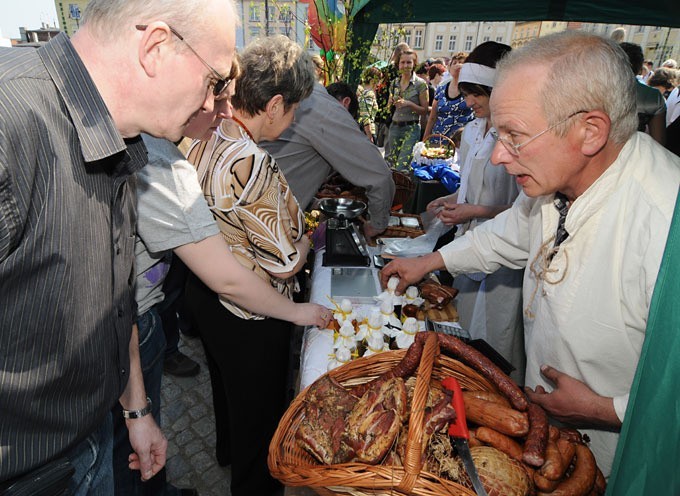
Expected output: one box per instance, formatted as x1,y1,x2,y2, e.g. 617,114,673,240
397,332,439,493
423,133,456,150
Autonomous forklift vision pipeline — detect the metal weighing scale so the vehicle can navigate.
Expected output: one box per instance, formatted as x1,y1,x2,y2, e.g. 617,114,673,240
319,198,371,267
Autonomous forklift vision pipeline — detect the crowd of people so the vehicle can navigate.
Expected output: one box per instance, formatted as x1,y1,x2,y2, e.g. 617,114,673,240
1,0,680,494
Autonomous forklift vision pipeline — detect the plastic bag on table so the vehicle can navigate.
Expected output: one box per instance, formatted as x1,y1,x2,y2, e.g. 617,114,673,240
382,217,451,257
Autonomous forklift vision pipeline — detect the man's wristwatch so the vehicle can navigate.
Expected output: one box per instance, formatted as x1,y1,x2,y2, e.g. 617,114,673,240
122,397,152,419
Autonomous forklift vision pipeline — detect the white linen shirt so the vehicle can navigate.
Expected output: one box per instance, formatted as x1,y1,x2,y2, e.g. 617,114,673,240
438,132,680,475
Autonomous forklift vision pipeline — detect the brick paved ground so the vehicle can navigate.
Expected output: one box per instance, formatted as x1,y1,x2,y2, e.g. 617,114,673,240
161,331,316,496
161,335,232,495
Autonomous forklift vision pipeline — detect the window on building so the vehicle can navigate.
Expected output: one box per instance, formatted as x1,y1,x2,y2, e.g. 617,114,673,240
483,36,490,42
435,35,443,51
405,30,412,46
415,29,423,49
465,35,473,51
268,6,276,21
250,27,261,39
496,36,503,43
636,25,645,33
308,36,315,49
249,5,259,21
448,35,456,51
552,21,557,27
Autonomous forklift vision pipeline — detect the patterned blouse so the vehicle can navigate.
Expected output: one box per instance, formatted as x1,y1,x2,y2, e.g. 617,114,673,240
357,86,378,135
431,82,475,137
188,119,305,320
389,73,428,123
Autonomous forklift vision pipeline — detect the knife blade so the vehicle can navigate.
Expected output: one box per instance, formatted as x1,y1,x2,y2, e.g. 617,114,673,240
442,377,489,496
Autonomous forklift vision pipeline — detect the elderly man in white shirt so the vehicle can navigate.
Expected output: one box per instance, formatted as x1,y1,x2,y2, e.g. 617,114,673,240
381,31,680,477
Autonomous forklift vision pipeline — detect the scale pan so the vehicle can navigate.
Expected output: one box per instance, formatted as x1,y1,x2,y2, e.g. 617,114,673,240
319,198,367,219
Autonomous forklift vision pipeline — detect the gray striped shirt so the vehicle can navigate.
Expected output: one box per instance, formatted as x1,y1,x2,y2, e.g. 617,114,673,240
0,33,147,480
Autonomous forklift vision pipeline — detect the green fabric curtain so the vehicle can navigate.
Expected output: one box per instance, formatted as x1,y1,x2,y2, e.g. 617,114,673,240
607,188,680,495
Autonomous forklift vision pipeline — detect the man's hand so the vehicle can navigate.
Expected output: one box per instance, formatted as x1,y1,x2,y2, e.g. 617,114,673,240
379,251,445,294
426,194,455,215
126,416,167,481
525,365,622,430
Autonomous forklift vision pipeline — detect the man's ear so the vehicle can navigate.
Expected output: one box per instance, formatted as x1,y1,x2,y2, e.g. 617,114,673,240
137,22,174,78
580,110,611,156
341,96,351,111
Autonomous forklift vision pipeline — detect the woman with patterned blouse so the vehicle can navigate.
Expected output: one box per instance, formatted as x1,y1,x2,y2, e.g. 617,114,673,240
186,35,315,496
423,53,475,140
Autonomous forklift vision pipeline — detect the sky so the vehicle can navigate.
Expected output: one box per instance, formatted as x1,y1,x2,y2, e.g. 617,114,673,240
1,0,59,39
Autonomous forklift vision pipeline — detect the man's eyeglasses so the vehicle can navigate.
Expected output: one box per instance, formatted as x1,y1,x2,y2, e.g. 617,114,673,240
490,110,588,157
136,24,231,97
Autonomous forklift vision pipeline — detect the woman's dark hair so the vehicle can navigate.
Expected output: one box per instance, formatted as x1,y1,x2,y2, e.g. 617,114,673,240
459,41,512,97
427,63,446,80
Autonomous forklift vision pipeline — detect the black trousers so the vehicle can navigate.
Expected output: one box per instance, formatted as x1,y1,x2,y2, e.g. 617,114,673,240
185,274,291,496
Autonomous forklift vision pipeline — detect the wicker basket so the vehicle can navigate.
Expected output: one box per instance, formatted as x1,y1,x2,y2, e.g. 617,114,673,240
269,333,499,496
391,170,415,210
412,134,456,169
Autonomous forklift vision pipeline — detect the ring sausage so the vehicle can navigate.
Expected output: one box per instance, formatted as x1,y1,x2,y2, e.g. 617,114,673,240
463,390,512,408
549,444,597,496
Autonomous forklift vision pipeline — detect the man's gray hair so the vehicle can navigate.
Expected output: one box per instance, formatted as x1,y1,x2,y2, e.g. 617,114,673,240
232,35,315,116
496,31,637,144
81,0,236,45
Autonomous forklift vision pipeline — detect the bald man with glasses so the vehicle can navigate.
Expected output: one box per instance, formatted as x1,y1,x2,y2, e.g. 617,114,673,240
382,32,680,477
0,0,236,493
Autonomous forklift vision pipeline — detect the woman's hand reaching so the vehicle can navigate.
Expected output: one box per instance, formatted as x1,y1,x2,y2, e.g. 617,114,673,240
293,302,333,328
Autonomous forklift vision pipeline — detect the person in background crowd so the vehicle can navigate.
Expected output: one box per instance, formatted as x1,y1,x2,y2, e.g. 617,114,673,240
662,58,678,69
425,41,524,383
186,35,316,496
358,66,382,143
382,31,680,477
260,83,395,238
374,42,411,148
648,67,678,99
423,56,474,140
620,42,666,146
311,53,325,84
610,26,626,43
0,0,236,491
386,49,429,171
326,81,359,120
440,51,468,86
427,63,447,89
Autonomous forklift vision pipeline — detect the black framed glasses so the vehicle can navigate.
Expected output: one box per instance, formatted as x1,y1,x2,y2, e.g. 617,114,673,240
136,24,231,97
490,110,588,157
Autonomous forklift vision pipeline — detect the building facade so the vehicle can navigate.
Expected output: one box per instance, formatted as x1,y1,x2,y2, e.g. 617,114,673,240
54,0,89,36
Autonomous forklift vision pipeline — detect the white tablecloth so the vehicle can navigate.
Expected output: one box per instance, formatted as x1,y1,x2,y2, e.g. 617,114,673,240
298,248,382,391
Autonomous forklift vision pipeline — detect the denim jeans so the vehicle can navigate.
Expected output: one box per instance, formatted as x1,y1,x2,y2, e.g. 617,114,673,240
66,413,114,495
112,307,170,495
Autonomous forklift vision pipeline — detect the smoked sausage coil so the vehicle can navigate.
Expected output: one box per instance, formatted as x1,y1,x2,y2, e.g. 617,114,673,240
549,444,597,496
436,333,529,411
522,403,549,467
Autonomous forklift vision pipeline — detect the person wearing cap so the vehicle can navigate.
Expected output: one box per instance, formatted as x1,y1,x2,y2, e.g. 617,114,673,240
424,41,525,384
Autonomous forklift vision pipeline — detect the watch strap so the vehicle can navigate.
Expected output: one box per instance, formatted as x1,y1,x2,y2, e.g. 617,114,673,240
122,397,152,419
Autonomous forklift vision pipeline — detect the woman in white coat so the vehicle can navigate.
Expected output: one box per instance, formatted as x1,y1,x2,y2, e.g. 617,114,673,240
427,42,526,383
